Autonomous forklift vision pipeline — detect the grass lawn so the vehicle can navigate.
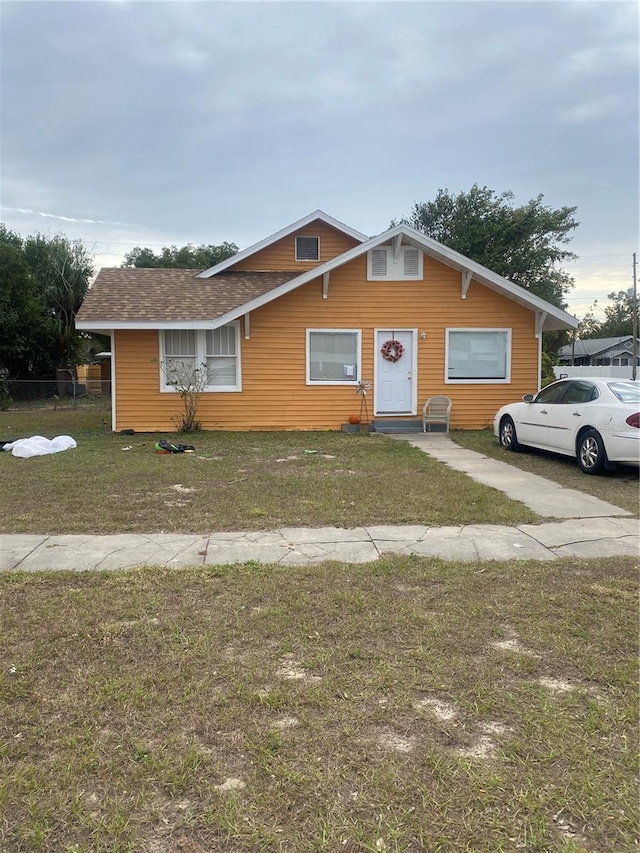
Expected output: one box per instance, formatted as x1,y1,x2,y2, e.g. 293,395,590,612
452,429,639,516
0,400,543,534
2,401,637,852
1,557,638,853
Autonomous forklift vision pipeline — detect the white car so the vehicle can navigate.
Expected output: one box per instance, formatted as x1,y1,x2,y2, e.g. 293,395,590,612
493,378,640,474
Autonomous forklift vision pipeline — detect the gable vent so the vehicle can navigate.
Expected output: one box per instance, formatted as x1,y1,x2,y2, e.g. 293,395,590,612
371,248,388,277
403,248,419,276
296,236,320,261
368,245,423,280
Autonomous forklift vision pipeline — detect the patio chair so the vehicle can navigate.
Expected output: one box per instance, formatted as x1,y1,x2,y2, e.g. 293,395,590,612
422,395,452,433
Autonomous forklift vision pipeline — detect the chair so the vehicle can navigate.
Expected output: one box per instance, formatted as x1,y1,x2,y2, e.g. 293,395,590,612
422,395,452,433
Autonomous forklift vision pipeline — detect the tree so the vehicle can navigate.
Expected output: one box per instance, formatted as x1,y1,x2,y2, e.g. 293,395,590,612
23,234,94,369
394,185,579,309
0,240,54,378
123,242,238,269
579,291,634,339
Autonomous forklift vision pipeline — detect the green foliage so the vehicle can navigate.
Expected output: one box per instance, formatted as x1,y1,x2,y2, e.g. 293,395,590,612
540,351,556,386
0,379,13,410
0,238,55,377
123,241,238,269
579,290,635,339
0,224,94,376
22,233,94,368
395,184,578,309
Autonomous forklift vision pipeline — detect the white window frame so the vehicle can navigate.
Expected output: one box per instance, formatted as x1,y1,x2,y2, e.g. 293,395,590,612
160,323,242,392
445,328,512,384
295,235,320,262
367,246,423,281
306,328,361,385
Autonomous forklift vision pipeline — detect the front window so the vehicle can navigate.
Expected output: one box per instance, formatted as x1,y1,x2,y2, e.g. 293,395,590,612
161,324,241,392
446,329,511,383
307,329,360,384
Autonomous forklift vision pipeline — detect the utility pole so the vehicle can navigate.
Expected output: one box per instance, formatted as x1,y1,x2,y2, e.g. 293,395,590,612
633,253,638,381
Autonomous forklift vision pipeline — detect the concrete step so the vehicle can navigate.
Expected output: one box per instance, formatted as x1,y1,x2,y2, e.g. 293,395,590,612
372,419,426,434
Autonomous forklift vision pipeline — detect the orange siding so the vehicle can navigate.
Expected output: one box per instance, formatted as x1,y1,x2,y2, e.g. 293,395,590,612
230,220,361,271
114,253,540,432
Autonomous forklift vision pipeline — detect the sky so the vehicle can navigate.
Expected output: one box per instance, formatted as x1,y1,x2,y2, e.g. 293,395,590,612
1,0,638,319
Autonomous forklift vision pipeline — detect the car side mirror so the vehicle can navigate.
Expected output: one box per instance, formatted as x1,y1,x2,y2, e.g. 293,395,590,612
523,394,534,403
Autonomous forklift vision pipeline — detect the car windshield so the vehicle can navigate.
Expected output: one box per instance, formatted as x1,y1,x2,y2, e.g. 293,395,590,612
608,381,640,403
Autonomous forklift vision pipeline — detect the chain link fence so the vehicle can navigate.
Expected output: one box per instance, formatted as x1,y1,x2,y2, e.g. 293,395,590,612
1,379,112,408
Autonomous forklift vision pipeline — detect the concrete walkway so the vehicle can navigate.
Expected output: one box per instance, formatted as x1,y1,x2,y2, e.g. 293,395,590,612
1,436,637,571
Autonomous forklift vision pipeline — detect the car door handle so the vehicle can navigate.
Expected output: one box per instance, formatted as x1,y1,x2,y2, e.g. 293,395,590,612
572,411,582,416
540,409,548,414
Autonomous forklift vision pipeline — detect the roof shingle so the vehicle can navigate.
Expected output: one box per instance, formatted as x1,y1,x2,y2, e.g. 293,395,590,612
76,269,299,323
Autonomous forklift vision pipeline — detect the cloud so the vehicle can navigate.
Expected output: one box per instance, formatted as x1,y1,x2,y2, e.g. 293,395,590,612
0,207,138,227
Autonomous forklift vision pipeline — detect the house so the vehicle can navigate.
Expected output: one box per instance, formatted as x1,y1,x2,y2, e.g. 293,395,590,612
75,210,578,433
557,336,639,367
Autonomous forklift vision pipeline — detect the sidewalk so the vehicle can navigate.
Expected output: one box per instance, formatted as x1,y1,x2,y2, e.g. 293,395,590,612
1,436,637,571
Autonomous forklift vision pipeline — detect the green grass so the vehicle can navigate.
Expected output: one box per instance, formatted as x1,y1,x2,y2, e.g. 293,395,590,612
452,429,639,515
1,557,638,852
0,400,541,533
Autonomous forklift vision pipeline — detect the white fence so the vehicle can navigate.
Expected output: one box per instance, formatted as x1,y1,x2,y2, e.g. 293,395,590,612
553,366,635,380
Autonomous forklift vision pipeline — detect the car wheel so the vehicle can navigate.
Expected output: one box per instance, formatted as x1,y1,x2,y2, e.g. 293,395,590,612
500,416,520,452
577,429,607,475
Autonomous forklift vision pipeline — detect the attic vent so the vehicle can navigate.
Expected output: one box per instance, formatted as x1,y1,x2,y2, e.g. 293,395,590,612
296,236,320,261
367,246,423,281
371,248,388,277
403,248,419,276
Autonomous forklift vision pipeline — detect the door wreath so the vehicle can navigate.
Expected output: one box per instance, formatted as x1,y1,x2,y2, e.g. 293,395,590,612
381,339,404,363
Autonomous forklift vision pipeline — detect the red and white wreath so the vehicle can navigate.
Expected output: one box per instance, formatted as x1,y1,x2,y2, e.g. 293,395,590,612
380,339,404,363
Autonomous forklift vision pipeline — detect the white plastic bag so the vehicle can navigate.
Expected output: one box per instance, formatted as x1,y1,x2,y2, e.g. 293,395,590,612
3,435,77,458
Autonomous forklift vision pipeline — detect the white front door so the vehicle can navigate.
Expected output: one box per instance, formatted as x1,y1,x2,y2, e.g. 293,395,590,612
374,329,416,415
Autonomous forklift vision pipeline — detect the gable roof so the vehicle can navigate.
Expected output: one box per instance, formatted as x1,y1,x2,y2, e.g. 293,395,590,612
76,218,578,334
200,224,577,332
558,336,636,358
197,209,368,277
76,269,298,329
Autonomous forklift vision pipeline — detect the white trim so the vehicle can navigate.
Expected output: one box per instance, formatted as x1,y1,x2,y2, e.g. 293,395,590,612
197,210,368,278
79,320,227,331
295,235,320,262
373,328,418,416
110,331,116,432
461,270,472,299
306,328,361,385
445,327,512,384
537,331,542,391
159,323,242,393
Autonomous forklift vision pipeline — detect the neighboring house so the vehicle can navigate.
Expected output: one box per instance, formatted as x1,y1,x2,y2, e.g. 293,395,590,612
75,210,577,433
557,337,639,367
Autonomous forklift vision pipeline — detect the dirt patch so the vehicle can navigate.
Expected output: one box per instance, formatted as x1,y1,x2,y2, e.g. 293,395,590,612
413,697,459,722
455,734,498,760
213,777,246,792
276,655,322,683
490,638,541,658
377,732,414,753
